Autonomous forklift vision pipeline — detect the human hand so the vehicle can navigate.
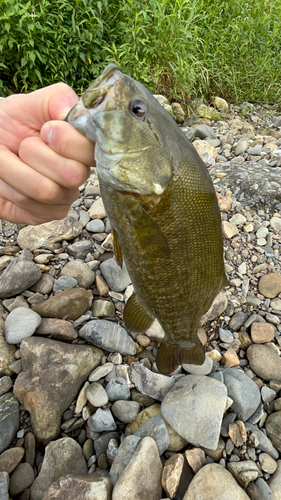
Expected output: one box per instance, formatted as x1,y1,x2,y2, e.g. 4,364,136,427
0,83,95,225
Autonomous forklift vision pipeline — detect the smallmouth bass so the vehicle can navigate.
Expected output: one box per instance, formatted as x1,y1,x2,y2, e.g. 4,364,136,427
67,64,228,374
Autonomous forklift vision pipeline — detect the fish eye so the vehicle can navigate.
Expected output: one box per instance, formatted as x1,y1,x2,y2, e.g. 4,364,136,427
129,98,147,117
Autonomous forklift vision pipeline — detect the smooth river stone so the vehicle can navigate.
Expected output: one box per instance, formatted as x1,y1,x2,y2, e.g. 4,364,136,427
79,320,136,355
35,318,78,341
258,273,281,298
128,362,175,401
110,435,141,486
245,422,279,459
17,216,82,251
223,368,261,421
161,375,227,450
100,258,131,292
43,474,112,500
0,393,19,454
32,287,90,321
269,460,281,500
265,411,281,452
247,344,281,381
4,307,41,344
59,260,95,288
0,250,42,298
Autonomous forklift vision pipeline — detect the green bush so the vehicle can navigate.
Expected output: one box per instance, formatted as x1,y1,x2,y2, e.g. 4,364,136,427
1,0,281,105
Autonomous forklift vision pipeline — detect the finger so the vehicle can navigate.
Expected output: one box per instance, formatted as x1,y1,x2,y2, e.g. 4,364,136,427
0,146,78,204
40,120,96,166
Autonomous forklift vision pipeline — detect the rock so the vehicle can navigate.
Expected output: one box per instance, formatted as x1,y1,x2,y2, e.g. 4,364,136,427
128,362,175,401
134,415,170,455
214,97,229,111
221,349,240,367
265,411,281,452
93,300,115,318
259,453,277,474
216,193,231,212
223,368,261,421
35,318,78,341
182,353,213,375
111,400,140,423
17,216,82,251
251,322,275,343
42,473,112,500
202,436,225,461
53,276,78,292
261,386,276,403
162,453,184,498
112,437,162,500
60,261,95,288
88,408,117,432
25,432,36,467
258,273,281,298
89,197,106,219
218,328,234,343
193,139,218,160
0,472,9,500
0,251,41,298
247,483,267,500
67,240,92,259
100,259,131,292
86,219,105,233
0,334,17,376
0,376,12,397
30,273,54,294
0,447,24,473
245,422,279,459
32,288,90,321
255,478,273,500
185,448,207,473
4,307,41,344
30,437,87,500
228,421,247,447
270,217,281,233
247,344,281,381
0,393,19,454
110,435,141,486
235,140,249,156
86,382,109,407
89,363,114,382
161,375,227,450
14,337,102,443
171,102,185,123
269,460,281,500
229,214,247,225
183,463,250,500
145,319,165,342
2,295,29,311
9,462,34,497
221,221,240,239
229,312,249,331
200,291,228,324
79,320,136,355
227,460,260,488
95,275,110,296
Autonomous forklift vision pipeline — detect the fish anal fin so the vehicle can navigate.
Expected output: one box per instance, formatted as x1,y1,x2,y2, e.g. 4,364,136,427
156,339,205,375
111,225,123,269
123,292,154,333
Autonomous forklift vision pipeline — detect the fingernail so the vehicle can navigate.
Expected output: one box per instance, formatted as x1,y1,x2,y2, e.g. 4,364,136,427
40,124,53,144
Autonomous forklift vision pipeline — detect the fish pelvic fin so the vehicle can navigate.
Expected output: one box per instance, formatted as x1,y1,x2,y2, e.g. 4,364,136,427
111,225,123,269
156,338,205,375
123,292,154,333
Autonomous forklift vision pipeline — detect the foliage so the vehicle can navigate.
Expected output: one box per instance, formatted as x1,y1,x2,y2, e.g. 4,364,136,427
1,0,281,105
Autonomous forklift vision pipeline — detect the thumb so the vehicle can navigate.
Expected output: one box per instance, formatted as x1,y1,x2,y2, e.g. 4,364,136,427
48,83,79,120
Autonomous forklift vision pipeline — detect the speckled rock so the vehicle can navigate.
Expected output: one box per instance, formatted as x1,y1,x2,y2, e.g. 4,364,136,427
223,368,261,421
60,261,95,288
100,259,131,292
9,462,35,497
0,393,19,454
0,447,24,474
32,287,90,321
42,474,112,500
79,320,136,355
17,216,82,251
268,460,281,500
265,411,281,453
0,250,41,298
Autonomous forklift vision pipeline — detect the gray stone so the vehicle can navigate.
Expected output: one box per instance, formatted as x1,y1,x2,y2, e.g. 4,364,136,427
223,368,261,421
4,307,41,344
79,209,91,227
182,354,213,375
218,328,234,343
272,116,281,127
186,124,217,141
269,460,281,500
106,378,130,402
94,432,119,460
86,220,105,233
255,478,273,500
0,376,12,397
17,216,82,251
14,337,102,443
32,287,90,321
100,259,131,292
245,422,279,459
261,386,276,403
9,462,34,497
60,261,95,288
0,447,24,474
88,408,117,432
265,411,281,453
110,435,141,486
0,393,19,453
79,320,136,355
43,473,112,500
0,471,9,500
89,363,114,382
67,240,92,259
247,401,265,425
112,437,162,500
93,300,115,318
85,383,109,407
134,415,170,455
30,274,55,294
235,140,249,156
2,295,29,312
25,432,36,467
227,460,260,488
161,375,227,450
247,344,281,381
53,276,78,292
229,312,249,331
0,251,41,298
111,400,140,423
247,145,263,155
30,437,87,500
130,361,175,400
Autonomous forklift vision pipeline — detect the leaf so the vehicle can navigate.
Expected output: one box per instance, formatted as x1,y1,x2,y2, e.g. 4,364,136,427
4,23,10,32
34,68,43,84
21,55,28,67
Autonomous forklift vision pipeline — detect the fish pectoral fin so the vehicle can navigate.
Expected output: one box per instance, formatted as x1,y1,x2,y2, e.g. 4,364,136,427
156,338,205,375
138,206,170,256
123,292,154,333
111,225,123,269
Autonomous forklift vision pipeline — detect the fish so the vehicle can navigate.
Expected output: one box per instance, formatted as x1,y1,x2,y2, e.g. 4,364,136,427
66,64,228,374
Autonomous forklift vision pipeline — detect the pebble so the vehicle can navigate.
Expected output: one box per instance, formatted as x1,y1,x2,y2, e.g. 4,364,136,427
86,382,109,407
219,327,234,343
60,260,95,288
43,473,112,500
79,320,136,355
86,219,105,233
183,353,213,375
9,462,35,496
0,334,17,376
88,408,117,432
35,317,78,342
255,478,274,500
227,460,260,488
67,240,92,259
0,393,19,454
53,276,78,291
0,472,9,500
229,312,249,331
265,411,281,453
251,322,275,343
258,273,281,298
0,447,24,474
111,400,140,423
0,376,12,397
89,362,114,382
128,362,175,401
4,307,41,344
223,368,261,421
261,386,276,403
162,453,184,498
247,343,281,381
100,258,131,292
268,460,281,500
88,197,106,219
93,299,115,318
32,287,90,320
221,221,239,238
134,415,170,455
259,453,277,474
106,378,130,401
0,250,42,298
245,422,279,459
110,435,141,485
185,448,207,473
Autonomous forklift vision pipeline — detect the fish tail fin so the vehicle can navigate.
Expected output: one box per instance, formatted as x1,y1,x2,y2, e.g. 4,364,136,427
156,339,205,375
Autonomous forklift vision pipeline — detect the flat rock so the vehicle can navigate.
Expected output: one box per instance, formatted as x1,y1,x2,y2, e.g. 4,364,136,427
0,447,24,474
85,382,108,407
9,462,34,496
100,259,131,292
53,276,77,292
161,375,227,450
200,291,228,324
2,295,29,311
14,337,102,443
17,216,82,251
30,437,87,500
89,197,106,219
87,408,117,432
269,460,281,500
0,393,19,454
265,411,281,452
60,261,95,288
247,344,281,381
223,368,261,421
30,274,54,294
162,453,184,498
245,422,279,459
183,463,250,500
89,362,114,382
0,376,12,397
93,299,115,318
32,287,90,321
67,240,92,259
93,432,119,460
227,460,260,489
79,320,136,355
0,333,17,376
185,448,207,473
0,250,41,298
258,273,281,298
35,318,78,341
112,437,163,500
221,221,239,239
134,415,170,455
111,400,140,423
4,307,41,344
110,435,141,486
43,473,112,500
128,362,175,401
0,471,9,500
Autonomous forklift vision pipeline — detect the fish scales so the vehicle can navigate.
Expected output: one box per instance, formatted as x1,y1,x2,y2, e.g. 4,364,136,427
66,64,228,374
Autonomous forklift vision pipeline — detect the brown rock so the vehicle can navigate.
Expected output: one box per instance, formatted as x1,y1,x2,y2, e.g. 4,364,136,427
247,344,281,381
30,274,54,294
9,462,34,497
0,332,17,376
221,349,240,368
17,216,82,251
14,337,102,443
0,375,12,396
32,288,90,321
96,275,109,296
259,453,277,474
0,447,24,473
265,411,281,452
89,198,107,219
228,421,247,448
216,193,231,212
251,322,275,343
200,292,228,325
59,261,95,288
227,460,260,488
193,140,218,160
35,318,78,341
0,251,42,298
258,273,281,298
42,474,113,500
24,432,36,467
202,437,225,461
221,221,239,239
162,453,184,498
246,483,267,500
185,448,207,473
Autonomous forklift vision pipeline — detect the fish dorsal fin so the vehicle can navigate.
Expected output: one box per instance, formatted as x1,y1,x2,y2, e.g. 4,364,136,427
111,225,123,269
138,205,170,256
123,292,154,333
